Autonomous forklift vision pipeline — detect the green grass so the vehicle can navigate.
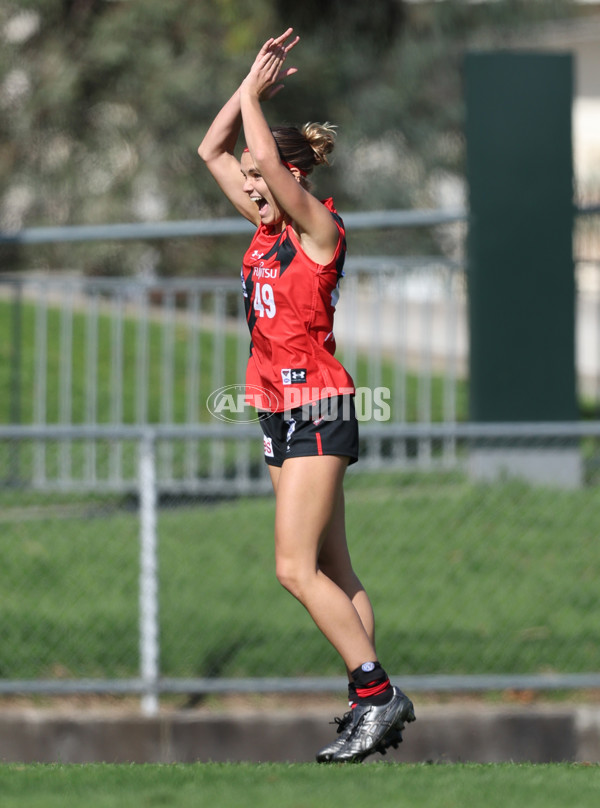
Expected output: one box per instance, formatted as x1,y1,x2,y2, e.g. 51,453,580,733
1,471,599,679
0,763,599,808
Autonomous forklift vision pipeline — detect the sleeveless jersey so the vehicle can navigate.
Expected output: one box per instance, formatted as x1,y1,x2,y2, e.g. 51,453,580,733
241,198,355,413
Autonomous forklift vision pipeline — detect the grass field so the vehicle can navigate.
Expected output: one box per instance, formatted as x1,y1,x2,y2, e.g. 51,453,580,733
1,762,599,808
1,470,599,679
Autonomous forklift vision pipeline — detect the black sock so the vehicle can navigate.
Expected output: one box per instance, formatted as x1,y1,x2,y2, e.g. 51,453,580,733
347,682,358,708
351,661,393,706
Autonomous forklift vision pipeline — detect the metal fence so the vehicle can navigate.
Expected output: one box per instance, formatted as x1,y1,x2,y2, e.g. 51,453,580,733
0,255,467,492
1,205,599,712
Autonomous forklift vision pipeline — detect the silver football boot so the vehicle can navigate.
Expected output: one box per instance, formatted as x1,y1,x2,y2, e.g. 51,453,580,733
316,686,416,764
315,709,357,762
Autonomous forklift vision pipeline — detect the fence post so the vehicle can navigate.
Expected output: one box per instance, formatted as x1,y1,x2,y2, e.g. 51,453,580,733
138,430,160,715
8,279,23,484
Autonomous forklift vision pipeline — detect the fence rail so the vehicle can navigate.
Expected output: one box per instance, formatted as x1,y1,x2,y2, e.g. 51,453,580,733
1,203,598,245
0,208,467,245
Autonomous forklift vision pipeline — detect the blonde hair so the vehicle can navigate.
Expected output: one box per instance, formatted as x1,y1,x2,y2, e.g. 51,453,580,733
271,122,337,177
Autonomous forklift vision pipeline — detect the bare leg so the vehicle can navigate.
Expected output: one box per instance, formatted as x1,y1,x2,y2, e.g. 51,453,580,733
268,455,376,672
317,488,376,676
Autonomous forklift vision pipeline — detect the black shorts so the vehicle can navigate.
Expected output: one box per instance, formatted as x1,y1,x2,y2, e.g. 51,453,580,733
258,395,359,467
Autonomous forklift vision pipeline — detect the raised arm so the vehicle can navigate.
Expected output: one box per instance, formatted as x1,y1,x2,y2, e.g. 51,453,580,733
198,29,299,224
197,87,257,222
239,32,339,261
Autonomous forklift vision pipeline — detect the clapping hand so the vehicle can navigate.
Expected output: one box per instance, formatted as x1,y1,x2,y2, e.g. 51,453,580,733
243,27,300,101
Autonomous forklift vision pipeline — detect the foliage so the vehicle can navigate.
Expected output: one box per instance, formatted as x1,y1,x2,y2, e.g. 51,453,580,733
0,0,578,275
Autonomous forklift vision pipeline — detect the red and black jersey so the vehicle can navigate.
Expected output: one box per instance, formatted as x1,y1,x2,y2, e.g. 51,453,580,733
241,198,355,413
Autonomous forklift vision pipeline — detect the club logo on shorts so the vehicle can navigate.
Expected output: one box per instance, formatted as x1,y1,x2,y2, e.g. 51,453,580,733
286,419,297,443
263,436,274,458
281,368,307,385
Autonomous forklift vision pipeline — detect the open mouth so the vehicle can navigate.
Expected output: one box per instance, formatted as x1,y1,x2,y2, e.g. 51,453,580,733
251,196,269,215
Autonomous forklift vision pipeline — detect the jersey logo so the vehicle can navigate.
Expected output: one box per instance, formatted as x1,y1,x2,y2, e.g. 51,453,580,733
281,368,307,385
252,264,278,280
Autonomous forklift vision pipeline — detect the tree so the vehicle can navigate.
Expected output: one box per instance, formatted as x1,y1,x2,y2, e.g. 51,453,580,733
0,0,579,275
274,0,405,47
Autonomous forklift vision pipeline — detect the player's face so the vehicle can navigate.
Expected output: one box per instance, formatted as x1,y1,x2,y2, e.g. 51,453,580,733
240,152,286,228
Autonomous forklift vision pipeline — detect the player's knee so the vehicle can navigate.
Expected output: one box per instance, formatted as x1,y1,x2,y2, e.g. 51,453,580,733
275,561,305,600
275,563,297,595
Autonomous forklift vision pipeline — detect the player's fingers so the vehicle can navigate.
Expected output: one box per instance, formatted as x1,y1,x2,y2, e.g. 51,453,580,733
272,27,294,46
257,37,275,57
261,51,285,74
284,35,300,53
268,39,287,58
278,67,298,80
263,52,284,76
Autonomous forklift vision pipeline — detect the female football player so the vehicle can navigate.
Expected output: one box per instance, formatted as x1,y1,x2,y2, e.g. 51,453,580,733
198,27,414,762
